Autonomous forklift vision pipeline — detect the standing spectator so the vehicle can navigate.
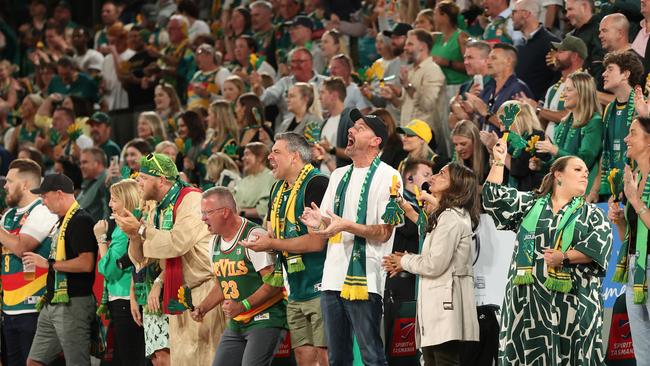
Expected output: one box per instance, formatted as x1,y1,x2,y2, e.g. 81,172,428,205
318,77,353,169
512,0,561,101
155,15,197,102
231,35,277,82
47,57,100,104
631,0,650,72
243,132,330,366
482,0,524,45
24,174,98,366
87,111,121,162
154,83,183,139
120,27,157,111
532,70,604,191
381,29,449,156
384,162,480,366
566,0,605,88
0,160,58,366
77,147,110,222
589,51,644,203
320,29,347,74
328,54,372,113
71,27,104,77
102,22,135,111
448,40,491,129
114,153,225,365
177,0,211,42
187,43,231,110
233,142,276,223
250,0,277,67
52,0,77,43
287,15,326,75
397,119,448,174
252,47,326,126
431,1,470,98
192,187,287,366
95,0,121,50
360,33,400,122
175,110,207,186
414,9,436,32
598,13,648,81
464,43,533,133
94,179,146,366
299,109,401,366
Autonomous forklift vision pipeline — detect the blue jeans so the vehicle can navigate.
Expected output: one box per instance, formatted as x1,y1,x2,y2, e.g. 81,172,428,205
320,290,387,366
2,312,39,366
626,254,650,365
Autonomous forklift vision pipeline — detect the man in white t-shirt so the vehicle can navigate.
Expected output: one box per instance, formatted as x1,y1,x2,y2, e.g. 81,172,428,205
301,108,402,365
0,159,59,366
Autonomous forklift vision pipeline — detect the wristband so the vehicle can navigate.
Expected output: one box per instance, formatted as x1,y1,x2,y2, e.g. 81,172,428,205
492,160,505,167
329,146,336,155
241,299,251,311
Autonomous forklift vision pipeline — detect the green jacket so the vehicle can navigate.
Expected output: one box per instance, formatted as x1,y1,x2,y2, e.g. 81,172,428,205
98,226,132,298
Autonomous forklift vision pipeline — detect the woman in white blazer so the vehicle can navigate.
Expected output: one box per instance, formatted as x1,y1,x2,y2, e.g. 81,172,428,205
384,162,480,366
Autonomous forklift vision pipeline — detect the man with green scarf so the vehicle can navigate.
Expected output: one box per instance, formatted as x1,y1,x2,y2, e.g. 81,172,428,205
300,109,403,365
115,153,224,365
242,132,330,365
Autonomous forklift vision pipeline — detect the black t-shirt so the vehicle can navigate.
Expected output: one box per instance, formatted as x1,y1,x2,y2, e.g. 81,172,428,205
125,50,156,110
46,208,98,301
266,174,329,217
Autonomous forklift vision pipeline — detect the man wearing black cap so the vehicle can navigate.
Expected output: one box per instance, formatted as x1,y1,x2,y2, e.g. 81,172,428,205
87,111,121,162
288,15,326,74
23,174,98,366
300,109,402,365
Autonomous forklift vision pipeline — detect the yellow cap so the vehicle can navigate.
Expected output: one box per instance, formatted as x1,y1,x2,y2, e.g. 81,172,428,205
397,119,433,143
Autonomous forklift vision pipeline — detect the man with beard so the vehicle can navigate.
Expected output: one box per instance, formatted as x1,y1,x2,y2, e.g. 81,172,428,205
517,35,586,138
242,132,330,366
86,111,121,162
300,109,402,365
380,29,450,157
0,159,58,366
114,153,224,365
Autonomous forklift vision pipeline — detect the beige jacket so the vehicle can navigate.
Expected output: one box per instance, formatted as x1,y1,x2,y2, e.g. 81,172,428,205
401,208,479,348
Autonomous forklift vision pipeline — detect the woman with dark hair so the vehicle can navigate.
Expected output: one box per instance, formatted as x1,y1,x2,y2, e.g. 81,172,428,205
431,0,469,98
375,108,407,170
235,92,272,147
230,35,276,81
224,7,252,63
608,117,650,364
383,162,480,365
175,110,207,185
483,140,612,365
154,83,183,139
106,138,152,184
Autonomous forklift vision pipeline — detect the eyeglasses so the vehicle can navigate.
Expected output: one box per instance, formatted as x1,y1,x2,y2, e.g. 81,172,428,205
146,153,165,173
201,207,227,218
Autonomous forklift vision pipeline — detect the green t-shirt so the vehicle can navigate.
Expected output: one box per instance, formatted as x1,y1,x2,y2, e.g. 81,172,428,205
101,139,122,162
47,72,100,104
431,30,470,85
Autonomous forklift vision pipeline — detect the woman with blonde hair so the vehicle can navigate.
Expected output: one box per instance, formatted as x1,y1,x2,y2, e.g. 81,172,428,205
533,71,603,193
93,179,147,366
154,83,183,138
414,8,436,32
204,152,241,190
277,82,323,142
452,120,489,183
9,94,44,154
222,75,245,104
320,29,349,74
137,111,168,149
205,100,240,159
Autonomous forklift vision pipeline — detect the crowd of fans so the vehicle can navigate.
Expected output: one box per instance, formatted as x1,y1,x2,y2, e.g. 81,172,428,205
0,0,648,365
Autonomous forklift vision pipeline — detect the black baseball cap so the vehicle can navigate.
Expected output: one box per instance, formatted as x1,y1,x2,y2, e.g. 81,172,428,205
285,15,314,31
349,108,388,149
382,23,412,38
31,174,75,194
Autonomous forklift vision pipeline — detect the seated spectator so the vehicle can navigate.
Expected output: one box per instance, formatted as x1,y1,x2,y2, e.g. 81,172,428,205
397,119,449,174
71,27,103,77
464,43,534,133
230,35,277,83
235,93,272,147
155,140,179,161
277,83,323,141
77,147,109,222
375,107,407,170
328,53,372,113
94,0,121,50
86,112,121,162
106,138,152,184
17,145,45,173
47,56,99,104
46,106,93,163
175,110,207,186
101,22,135,111
222,75,246,104
287,15,326,73
431,1,470,98
512,0,561,101
136,111,168,149
206,100,240,160
532,72,602,193
8,94,44,155
451,119,489,183
204,152,241,190
187,43,231,110
222,6,253,63
154,82,183,139
233,142,275,224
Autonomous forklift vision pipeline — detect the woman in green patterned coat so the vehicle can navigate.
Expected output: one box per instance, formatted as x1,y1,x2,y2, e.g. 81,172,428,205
533,72,603,193
483,140,612,365
607,117,650,364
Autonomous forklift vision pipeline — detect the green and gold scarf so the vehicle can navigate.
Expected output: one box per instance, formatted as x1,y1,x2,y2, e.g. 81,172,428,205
334,156,381,300
613,172,650,304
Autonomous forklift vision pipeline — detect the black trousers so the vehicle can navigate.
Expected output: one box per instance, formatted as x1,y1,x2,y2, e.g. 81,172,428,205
108,299,146,366
1,312,39,366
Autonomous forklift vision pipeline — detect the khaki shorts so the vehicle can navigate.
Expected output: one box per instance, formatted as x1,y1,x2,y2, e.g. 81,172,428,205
286,296,327,348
